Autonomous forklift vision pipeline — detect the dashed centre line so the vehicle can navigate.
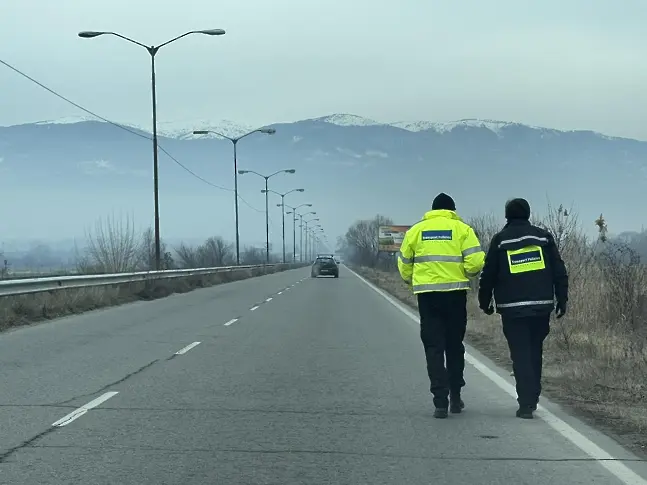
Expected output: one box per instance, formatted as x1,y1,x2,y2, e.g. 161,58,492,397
175,341,201,355
52,392,119,427
224,318,238,326
265,297,273,302
250,305,260,311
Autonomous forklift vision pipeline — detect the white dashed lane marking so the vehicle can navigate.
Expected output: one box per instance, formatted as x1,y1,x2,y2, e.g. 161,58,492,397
224,318,238,326
265,297,273,302
52,392,119,427
250,305,259,311
175,342,201,355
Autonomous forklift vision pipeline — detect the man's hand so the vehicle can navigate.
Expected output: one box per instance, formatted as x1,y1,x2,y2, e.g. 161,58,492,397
556,301,567,319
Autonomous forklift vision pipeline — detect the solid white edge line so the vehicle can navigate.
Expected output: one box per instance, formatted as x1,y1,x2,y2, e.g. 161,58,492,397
346,266,647,485
224,318,238,326
265,297,273,302
175,341,201,355
52,391,119,427
250,305,259,311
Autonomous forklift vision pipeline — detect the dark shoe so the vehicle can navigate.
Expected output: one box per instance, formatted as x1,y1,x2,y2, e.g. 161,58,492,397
529,403,537,411
434,407,448,419
516,406,534,419
450,394,465,414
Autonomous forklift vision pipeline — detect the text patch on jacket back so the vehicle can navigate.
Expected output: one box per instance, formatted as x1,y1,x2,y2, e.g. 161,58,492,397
507,245,545,274
421,230,452,241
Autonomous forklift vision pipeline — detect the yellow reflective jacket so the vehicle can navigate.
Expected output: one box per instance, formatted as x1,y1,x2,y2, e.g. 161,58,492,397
397,209,485,294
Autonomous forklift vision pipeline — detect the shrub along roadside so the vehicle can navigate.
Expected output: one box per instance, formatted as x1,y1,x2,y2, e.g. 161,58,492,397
0,264,304,333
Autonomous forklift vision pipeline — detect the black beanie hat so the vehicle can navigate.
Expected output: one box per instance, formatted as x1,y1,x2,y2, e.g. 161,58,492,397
431,193,456,211
505,198,531,220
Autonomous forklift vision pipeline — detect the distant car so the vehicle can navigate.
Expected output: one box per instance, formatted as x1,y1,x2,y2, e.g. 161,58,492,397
311,255,339,278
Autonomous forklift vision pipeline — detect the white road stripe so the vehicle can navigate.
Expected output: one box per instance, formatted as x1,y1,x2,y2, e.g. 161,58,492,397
250,305,259,311
52,392,119,427
278,291,283,295
347,267,647,485
265,297,273,302
224,318,238,326
175,341,201,355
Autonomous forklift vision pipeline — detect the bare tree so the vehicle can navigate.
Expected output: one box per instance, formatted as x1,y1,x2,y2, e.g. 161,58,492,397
465,213,501,251
199,236,234,267
344,214,393,266
138,227,174,270
76,213,140,274
241,246,265,265
174,243,202,269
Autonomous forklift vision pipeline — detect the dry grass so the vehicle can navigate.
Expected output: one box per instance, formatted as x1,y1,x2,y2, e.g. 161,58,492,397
0,264,300,333
343,206,647,457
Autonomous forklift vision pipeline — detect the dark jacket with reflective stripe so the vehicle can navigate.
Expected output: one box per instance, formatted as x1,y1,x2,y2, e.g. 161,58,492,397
478,219,568,318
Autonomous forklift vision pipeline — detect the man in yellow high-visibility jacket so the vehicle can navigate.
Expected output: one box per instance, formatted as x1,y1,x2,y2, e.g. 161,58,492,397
398,193,485,418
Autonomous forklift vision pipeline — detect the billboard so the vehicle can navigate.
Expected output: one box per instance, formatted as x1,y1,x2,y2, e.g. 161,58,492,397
378,225,411,252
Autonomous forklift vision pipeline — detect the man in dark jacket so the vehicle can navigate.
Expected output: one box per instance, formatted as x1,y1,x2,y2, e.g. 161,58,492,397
478,198,568,419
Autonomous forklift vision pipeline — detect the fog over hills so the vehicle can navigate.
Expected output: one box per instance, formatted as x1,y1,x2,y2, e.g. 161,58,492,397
2,112,647,267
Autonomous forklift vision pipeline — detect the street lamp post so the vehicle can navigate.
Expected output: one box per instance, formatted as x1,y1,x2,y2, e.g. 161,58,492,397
303,217,319,262
265,189,304,263
238,169,296,263
193,128,276,265
285,204,312,263
79,29,226,271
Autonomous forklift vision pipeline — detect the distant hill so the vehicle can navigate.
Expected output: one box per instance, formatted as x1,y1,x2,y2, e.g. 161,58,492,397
2,113,646,246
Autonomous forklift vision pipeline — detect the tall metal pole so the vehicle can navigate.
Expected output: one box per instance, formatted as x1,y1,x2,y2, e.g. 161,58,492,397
233,140,240,265
292,211,297,263
280,195,286,264
300,215,304,262
150,49,161,270
264,177,270,263
304,222,309,261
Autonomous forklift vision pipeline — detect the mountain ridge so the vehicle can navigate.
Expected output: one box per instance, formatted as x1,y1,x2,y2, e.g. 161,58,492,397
2,112,633,142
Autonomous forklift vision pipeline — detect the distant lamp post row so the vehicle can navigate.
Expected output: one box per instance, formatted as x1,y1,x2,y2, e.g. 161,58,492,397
263,189,304,263
284,204,313,263
192,128,276,265
79,28,226,271
238,169,296,263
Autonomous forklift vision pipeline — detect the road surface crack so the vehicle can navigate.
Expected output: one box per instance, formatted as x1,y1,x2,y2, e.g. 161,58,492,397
22,444,647,462
0,426,58,463
48,359,160,406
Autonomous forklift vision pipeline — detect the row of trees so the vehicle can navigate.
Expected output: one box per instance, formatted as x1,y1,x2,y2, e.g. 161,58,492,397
339,204,647,339
75,214,275,274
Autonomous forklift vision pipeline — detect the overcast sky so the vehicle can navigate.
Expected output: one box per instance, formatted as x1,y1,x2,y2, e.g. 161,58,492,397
2,0,647,139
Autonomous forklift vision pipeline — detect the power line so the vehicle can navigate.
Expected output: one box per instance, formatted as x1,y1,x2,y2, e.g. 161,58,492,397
0,57,274,223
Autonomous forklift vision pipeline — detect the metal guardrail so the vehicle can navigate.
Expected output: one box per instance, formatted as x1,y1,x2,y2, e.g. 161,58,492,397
0,263,301,298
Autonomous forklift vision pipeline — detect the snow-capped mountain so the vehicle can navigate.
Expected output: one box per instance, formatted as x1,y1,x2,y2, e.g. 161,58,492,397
2,113,647,243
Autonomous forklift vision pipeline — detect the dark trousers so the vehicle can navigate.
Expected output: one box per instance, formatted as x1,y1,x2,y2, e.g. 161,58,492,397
417,290,467,408
502,315,550,408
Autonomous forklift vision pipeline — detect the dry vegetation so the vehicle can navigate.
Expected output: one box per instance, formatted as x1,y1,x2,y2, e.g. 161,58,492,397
340,206,647,456
0,214,302,332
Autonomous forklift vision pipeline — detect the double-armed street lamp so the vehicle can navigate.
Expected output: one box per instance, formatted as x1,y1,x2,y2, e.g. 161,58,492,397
193,127,276,265
263,189,305,263
79,29,226,270
238,169,296,263
284,204,312,263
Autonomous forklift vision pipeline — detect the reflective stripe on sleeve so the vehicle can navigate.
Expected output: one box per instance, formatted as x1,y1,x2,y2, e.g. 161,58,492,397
412,255,463,263
462,246,482,257
398,251,413,264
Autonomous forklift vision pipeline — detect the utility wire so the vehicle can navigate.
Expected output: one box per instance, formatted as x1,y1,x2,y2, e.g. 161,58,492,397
0,57,276,227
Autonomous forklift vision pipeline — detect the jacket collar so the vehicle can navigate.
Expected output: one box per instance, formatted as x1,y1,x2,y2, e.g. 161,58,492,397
504,218,531,227
423,209,462,222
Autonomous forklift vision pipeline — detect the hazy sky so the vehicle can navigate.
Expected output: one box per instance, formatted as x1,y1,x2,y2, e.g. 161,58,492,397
2,0,647,139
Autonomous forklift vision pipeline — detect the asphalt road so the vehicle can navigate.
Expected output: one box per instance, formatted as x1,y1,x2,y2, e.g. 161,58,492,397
0,266,646,484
